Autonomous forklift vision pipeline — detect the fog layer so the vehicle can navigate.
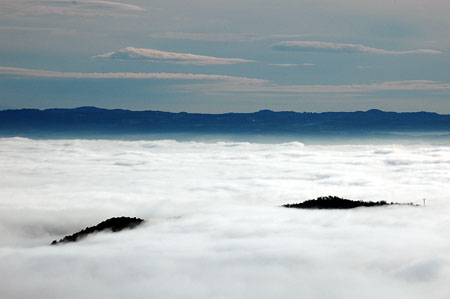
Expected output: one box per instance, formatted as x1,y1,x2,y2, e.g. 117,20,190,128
0,138,449,299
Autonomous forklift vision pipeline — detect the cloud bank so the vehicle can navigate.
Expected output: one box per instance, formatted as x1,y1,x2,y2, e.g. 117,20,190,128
272,41,442,55
0,66,266,83
93,47,253,65
0,138,449,299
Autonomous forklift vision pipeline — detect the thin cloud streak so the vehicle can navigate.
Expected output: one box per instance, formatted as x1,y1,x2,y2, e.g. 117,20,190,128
0,66,267,83
148,32,312,42
81,1,145,11
272,41,442,55
268,64,299,67
180,80,450,95
268,63,315,67
2,67,448,96
93,47,253,65
0,26,77,35
5,0,145,17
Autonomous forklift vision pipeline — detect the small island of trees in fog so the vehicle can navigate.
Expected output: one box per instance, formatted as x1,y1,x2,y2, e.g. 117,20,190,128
283,196,419,209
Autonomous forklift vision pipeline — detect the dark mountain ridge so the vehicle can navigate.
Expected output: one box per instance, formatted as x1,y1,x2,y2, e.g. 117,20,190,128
283,196,419,209
1,107,449,137
51,216,145,245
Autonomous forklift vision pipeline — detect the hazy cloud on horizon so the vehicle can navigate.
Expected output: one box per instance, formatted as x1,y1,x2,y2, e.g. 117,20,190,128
272,41,442,55
0,66,266,83
93,47,254,65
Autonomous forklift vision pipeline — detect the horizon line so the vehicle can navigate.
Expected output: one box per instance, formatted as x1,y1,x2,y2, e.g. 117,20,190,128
0,106,446,115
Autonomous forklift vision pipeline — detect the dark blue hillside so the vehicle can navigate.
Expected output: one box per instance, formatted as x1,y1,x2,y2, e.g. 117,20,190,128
1,107,449,136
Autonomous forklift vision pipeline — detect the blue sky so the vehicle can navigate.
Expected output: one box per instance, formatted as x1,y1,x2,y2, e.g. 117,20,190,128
0,0,449,112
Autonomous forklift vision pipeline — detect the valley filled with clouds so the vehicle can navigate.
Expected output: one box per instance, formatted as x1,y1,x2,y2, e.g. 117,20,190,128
0,138,449,299
1,1,449,298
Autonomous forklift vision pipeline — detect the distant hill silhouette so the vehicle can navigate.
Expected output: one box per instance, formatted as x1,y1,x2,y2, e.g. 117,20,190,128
51,216,145,245
1,107,450,137
282,196,418,209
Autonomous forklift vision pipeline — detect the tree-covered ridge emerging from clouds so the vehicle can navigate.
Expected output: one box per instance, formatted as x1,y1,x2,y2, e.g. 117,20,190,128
51,217,145,245
283,196,419,209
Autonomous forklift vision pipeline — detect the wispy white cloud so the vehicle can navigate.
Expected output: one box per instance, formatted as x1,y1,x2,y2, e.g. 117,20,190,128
79,1,145,11
179,80,450,95
148,32,312,42
0,66,266,83
6,0,145,17
268,63,315,67
267,80,450,93
0,26,77,35
272,41,442,55
93,47,253,65
268,64,299,67
2,67,447,95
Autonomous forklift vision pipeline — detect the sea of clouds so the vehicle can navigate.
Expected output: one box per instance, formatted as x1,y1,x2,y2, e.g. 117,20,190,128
0,137,449,299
